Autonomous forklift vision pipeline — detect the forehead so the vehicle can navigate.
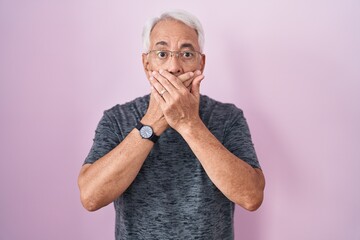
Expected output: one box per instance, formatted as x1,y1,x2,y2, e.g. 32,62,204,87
150,19,199,50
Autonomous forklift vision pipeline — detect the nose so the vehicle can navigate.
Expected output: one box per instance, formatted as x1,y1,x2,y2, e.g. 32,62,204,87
166,54,182,75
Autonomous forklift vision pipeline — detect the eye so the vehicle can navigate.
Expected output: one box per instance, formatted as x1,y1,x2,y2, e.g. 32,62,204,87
156,51,168,59
182,51,194,59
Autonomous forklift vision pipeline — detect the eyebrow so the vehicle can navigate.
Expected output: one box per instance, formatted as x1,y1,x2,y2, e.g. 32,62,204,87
154,41,196,51
155,41,168,47
180,43,195,50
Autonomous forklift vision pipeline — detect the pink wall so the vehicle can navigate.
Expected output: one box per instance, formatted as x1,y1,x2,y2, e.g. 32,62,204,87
1,1,359,239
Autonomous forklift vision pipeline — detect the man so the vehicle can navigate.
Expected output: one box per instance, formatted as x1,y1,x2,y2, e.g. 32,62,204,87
78,10,265,239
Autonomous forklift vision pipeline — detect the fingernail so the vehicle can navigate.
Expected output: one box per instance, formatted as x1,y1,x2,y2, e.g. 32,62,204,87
159,69,164,74
150,76,154,80
189,72,194,77
152,71,157,76
195,70,201,75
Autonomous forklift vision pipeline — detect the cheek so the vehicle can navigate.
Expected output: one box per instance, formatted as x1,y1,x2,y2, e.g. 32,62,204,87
183,63,201,73
148,61,162,71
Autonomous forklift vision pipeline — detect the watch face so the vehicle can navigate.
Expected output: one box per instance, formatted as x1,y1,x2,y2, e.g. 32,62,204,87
140,125,153,139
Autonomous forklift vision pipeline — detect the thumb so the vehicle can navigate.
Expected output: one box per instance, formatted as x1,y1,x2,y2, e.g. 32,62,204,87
191,75,204,98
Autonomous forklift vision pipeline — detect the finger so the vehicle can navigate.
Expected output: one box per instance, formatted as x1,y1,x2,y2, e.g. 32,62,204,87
151,86,166,106
158,70,187,90
149,75,169,97
152,71,177,95
182,70,202,88
177,71,195,83
191,74,205,98
183,78,193,89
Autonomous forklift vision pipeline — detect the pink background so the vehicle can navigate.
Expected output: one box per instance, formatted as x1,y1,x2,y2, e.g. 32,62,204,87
1,1,359,239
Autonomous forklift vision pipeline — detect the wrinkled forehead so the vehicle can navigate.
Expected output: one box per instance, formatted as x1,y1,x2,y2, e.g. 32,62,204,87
149,19,200,51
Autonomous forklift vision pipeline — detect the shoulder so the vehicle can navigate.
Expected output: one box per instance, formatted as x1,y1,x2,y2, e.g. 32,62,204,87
200,95,243,119
103,95,149,121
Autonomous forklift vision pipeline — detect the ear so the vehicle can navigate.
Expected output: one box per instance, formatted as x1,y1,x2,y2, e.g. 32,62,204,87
199,54,206,73
142,53,151,79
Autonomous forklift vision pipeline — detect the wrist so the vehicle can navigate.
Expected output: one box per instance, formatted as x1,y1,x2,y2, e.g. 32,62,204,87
141,115,168,136
176,118,205,139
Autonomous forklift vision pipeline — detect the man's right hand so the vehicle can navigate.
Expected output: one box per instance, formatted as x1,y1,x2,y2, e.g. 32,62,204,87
141,70,202,135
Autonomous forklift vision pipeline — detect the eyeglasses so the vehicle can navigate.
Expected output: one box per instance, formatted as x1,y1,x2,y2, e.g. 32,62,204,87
146,50,203,65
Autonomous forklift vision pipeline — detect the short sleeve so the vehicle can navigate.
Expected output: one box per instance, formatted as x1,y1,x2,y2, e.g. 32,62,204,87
223,107,260,169
84,111,121,165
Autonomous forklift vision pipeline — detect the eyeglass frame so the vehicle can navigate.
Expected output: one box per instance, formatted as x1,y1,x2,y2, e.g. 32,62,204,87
145,49,204,64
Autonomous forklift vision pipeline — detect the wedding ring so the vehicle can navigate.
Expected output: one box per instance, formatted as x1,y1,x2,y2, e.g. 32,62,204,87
160,89,167,96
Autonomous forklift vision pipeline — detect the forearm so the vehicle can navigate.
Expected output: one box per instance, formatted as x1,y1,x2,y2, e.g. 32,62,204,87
147,69,264,209
78,117,167,212
78,129,153,211
179,120,265,211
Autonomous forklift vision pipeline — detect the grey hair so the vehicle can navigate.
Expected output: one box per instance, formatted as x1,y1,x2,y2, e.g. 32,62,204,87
142,10,205,53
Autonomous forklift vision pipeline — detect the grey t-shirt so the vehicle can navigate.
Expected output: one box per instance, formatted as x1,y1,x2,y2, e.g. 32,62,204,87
84,94,260,240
